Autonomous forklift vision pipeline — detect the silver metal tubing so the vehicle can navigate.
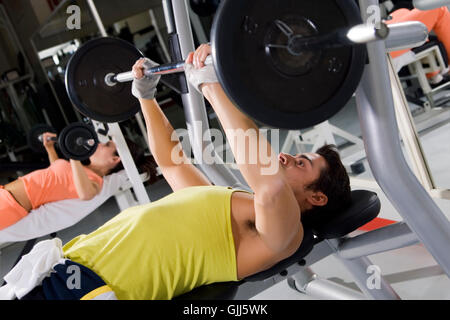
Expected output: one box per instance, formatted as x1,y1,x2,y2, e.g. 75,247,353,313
108,57,213,86
86,0,150,205
337,255,400,300
113,71,133,83
285,23,388,53
104,73,117,86
290,268,366,300
336,223,419,260
346,23,389,44
38,135,57,143
304,279,366,300
149,9,171,63
169,0,246,190
86,139,96,147
86,0,107,36
75,137,95,148
385,21,429,52
357,0,450,276
144,61,187,76
413,0,450,10
162,0,176,35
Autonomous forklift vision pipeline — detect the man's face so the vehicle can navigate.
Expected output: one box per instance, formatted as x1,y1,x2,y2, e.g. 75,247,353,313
278,152,328,209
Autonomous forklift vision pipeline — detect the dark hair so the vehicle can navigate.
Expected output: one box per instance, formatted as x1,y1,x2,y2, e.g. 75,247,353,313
108,138,159,184
300,144,352,231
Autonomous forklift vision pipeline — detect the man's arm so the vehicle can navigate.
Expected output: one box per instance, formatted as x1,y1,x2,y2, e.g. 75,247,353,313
186,46,303,253
203,84,302,252
139,98,211,191
132,58,211,192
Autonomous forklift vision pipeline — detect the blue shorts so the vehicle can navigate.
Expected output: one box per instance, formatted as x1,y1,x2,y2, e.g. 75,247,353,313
20,260,115,300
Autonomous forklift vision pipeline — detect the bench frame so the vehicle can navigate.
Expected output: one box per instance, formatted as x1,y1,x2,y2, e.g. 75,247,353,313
163,0,450,300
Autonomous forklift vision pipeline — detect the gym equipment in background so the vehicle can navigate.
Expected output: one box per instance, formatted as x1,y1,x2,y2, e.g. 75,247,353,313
27,123,57,154
28,122,98,161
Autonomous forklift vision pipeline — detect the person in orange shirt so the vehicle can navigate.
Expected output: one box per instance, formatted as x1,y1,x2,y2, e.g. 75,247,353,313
387,3,450,84
0,130,156,231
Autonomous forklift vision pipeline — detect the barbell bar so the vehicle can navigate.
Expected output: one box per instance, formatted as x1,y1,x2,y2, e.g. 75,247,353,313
104,24,384,87
38,134,96,149
29,123,99,161
65,0,384,129
105,56,213,86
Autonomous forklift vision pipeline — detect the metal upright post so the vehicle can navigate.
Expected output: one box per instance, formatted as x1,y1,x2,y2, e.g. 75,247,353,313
149,8,171,63
165,0,248,190
388,57,435,191
85,0,107,36
86,0,150,205
336,255,400,299
188,5,209,44
5,84,32,132
356,0,450,276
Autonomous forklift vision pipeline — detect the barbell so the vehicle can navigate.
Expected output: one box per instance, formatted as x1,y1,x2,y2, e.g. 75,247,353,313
65,0,386,130
27,124,57,154
28,122,99,161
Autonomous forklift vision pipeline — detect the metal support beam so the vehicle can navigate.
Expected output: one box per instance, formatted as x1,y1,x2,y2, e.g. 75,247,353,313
167,0,247,190
356,0,450,276
86,0,150,205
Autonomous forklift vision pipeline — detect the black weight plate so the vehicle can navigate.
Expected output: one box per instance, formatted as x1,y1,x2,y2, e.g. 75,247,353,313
58,122,99,161
27,124,57,154
211,0,367,129
65,37,144,123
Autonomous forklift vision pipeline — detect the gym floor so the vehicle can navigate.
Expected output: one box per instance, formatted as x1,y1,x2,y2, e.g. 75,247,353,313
1,96,450,300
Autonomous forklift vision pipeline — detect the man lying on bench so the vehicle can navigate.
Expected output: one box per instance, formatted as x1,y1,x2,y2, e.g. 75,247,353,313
0,44,352,300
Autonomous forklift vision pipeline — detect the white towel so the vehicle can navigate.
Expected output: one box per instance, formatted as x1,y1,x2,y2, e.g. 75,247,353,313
0,238,65,300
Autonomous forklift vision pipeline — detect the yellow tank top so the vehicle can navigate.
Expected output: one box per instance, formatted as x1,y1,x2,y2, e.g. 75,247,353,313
63,186,241,300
